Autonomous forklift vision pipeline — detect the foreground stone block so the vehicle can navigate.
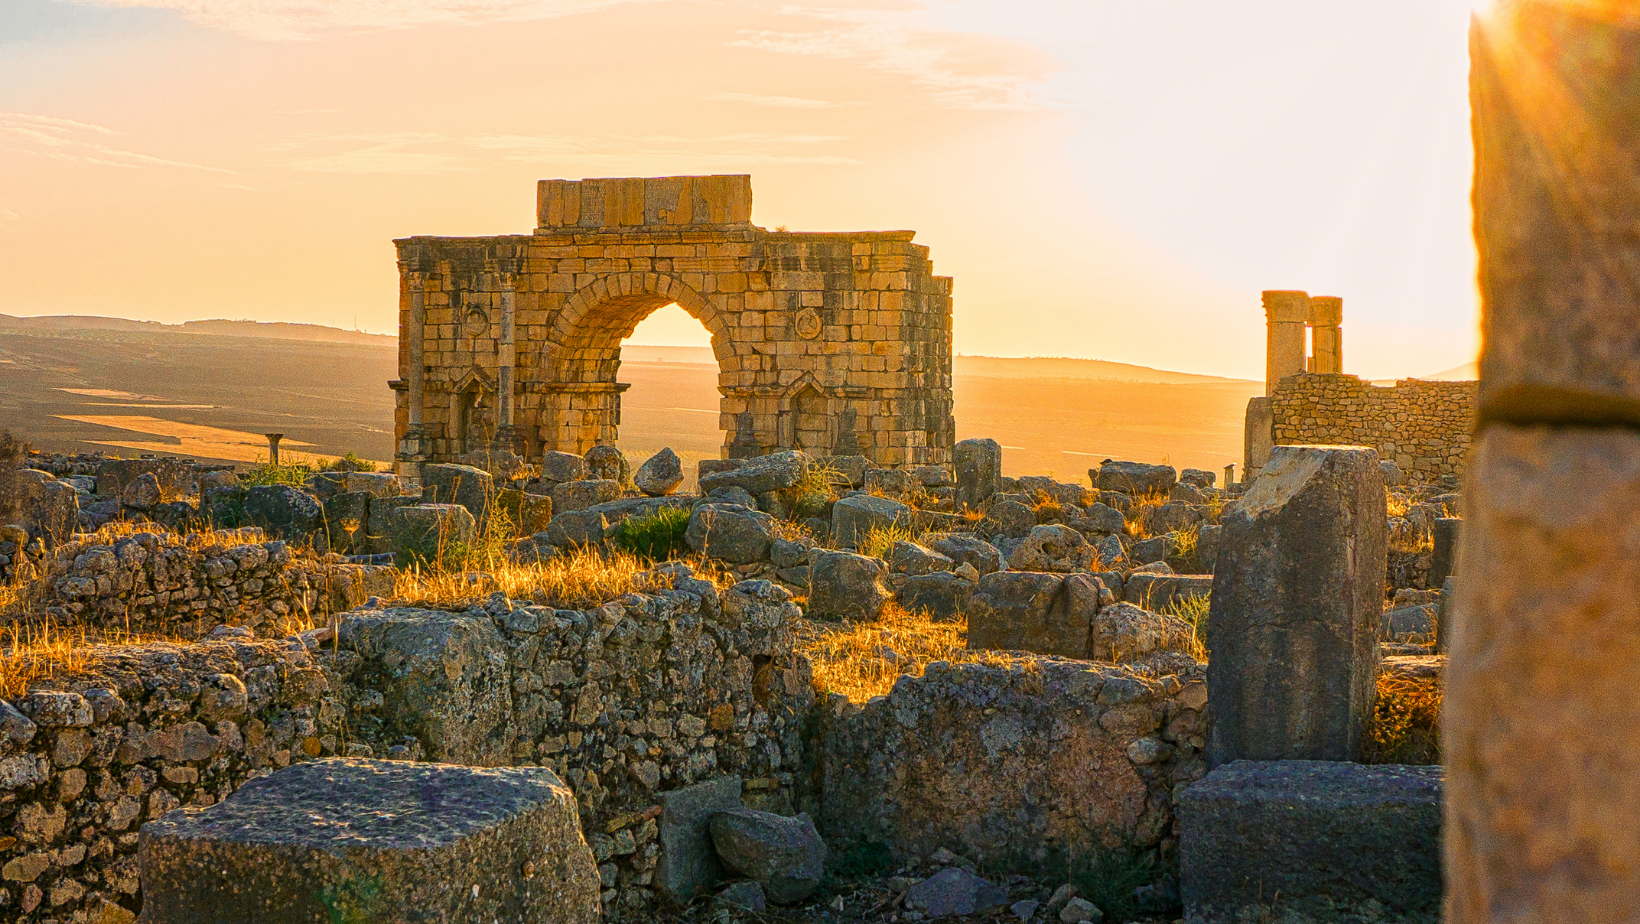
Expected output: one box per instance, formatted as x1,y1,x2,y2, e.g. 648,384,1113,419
1180,761,1441,924
388,503,477,566
965,572,1088,657
1447,426,1640,921
953,438,1001,508
1207,445,1385,766
1094,460,1176,496
1473,2,1640,426
137,758,599,923
830,493,911,550
807,550,890,620
698,450,807,495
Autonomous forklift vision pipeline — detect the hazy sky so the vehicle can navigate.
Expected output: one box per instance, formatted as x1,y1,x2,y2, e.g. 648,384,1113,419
0,0,1479,379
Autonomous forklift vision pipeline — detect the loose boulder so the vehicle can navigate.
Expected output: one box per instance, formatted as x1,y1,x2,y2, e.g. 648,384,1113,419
830,493,911,550
583,444,630,486
1008,524,1096,573
1094,460,1177,496
698,451,808,496
421,463,493,525
634,448,685,496
929,535,1006,575
708,809,826,904
807,550,891,620
954,438,1003,508
242,485,323,543
904,868,1008,919
552,479,621,514
686,504,775,564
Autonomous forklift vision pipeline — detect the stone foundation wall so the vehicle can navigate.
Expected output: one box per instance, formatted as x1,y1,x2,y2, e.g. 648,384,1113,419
1270,373,1476,478
0,638,345,923
817,658,1208,873
23,530,393,639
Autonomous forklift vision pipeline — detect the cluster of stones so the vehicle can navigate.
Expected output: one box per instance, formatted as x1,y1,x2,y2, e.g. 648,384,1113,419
1269,373,1477,478
392,174,955,471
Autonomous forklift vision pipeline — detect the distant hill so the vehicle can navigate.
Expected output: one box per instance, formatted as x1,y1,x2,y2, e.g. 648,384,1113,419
954,355,1254,385
0,314,392,345
1419,361,1478,381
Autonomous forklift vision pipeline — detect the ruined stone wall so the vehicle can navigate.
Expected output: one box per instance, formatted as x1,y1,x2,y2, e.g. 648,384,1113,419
1270,374,1476,478
817,658,1208,873
393,175,956,468
0,638,345,923
327,577,815,921
21,529,393,639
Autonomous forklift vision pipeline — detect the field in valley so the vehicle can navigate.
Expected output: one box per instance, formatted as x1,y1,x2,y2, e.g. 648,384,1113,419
0,322,1263,482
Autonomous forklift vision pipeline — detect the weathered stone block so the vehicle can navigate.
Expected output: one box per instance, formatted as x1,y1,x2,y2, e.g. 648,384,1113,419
421,463,493,525
1180,761,1441,924
1206,445,1385,766
551,479,620,514
339,608,515,766
137,758,598,923
1094,460,1177,496
634,447,684,496
242,485,323,544
966,572,1089,657
708,809,825,904
686,503,774,564
896,571,972,621
1447,426,1640,920
698,451,807,495
657,775,742,903
387,503,477,566
830,493,911,550
807,550,890,620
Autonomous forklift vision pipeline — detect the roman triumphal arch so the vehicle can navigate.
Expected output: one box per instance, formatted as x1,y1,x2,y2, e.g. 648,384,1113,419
391,175,955,469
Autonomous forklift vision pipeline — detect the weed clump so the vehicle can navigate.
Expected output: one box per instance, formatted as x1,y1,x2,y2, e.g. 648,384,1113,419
1364,671,1441,765
615,507,691,561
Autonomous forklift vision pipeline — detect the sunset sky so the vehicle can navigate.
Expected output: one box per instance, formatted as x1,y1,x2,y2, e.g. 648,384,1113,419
0,0,1479,380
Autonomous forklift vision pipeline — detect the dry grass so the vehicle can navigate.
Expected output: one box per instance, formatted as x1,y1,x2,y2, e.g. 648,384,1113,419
1363,670,1441,765
1163,594,1211,661
856,521,921,560
796,604,1019,703
391,546,732,611
1031,490,1063,523
1386,491,1413,519
1124,489,1170,539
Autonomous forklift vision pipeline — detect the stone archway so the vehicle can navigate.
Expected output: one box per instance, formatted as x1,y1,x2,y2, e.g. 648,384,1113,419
531,273,738,454
391,174,955,470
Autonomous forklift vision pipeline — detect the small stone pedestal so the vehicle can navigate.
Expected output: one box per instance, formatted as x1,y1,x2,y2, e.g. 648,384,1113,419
1180,761,1442,924
137,758,599,924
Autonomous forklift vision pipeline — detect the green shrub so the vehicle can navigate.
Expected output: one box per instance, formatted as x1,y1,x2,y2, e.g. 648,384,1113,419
240,461,313,487
319,452,376,473
615,507,691,561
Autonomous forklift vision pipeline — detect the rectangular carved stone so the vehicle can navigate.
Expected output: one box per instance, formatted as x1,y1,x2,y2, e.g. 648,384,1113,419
137,759,599,923
657,775,742,903
1180,761,1442,924
1473,3,1640,425
1447,426,1640,921
1207,444,1385,766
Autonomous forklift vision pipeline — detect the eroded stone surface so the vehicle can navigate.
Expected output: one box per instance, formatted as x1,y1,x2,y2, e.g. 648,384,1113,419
137,758,599,923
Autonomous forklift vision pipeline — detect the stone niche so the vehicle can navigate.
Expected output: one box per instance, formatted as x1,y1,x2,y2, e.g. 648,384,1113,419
391,175,956,470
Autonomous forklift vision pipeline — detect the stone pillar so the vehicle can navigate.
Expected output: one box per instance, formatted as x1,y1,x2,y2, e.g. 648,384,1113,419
1243,397,1274,479
493,267,519,453
398,270,431,470
1206,444,1385,767
1264,290,1310,396
1309,296,1343,374
953,437,1002,509
1448,5,1640,920
265,433,284,467
1223,463,1235,489
1430,517,1460,588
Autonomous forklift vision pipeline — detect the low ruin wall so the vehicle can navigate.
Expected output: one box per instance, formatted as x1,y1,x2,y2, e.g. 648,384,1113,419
0,638,344,923
1270,373,1476,478
0,575,814,923
22,529,394,639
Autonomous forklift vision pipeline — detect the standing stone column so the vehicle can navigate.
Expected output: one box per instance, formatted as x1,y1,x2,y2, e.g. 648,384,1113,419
1309,296,1343,374
1206,444,1386,767
1263,290,1310,396
493,266,519,453
954,437,1002,509
399,269,431,469
1449,5,1640,920
1243,397,1274,479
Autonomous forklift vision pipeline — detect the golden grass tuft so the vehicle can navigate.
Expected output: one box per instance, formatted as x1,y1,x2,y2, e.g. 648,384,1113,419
390,546,732,611
1163,593,1211,662
856,521,921,560
795,604,1018,703
1363,670,1442,765
1124,489,1170,539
